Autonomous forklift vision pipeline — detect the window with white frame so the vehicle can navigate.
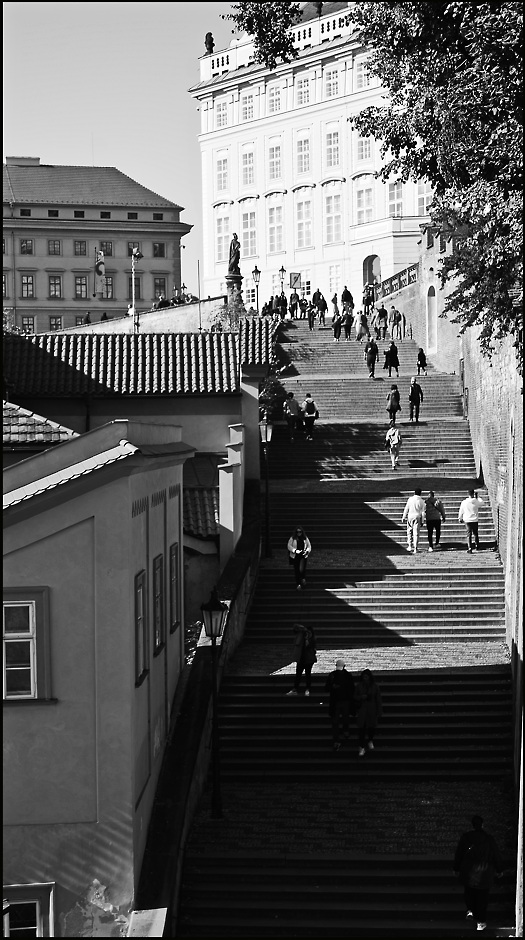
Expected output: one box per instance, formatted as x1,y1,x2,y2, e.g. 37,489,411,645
102,276,113,299
216,214,230,263
268,199,283,253
242,148,255,186
268,85,281,113
357,137,371,161
216,154,228,192
21,316,35,333
325,68,339,97
418,180,433,215
268,141,282,181
48,275,62,299
49,316,62,331
325,189,342,243
389,181,403,217
357,186,373,224
300,271,311,297
3,883,55,937
20,239,33,255
154,277,167,299
74,275,88,299
241,93,254,121
242,208,257,256
3,588,51,700
329,264,341,297
21,275,35,299
296,77,310,106
356,60,371,89
297,134,310,174
271,273,281,296
296,197,312,248
245,284,256,306
216,99,228,128
326,128,340,168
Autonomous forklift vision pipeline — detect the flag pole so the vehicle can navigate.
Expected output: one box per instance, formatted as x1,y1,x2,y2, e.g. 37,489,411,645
197,259,202,332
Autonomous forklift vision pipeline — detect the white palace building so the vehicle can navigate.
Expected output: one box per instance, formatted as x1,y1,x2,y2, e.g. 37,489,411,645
188,0,433,309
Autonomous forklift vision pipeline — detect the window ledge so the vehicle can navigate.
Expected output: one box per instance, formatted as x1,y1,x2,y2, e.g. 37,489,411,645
4,697,58,706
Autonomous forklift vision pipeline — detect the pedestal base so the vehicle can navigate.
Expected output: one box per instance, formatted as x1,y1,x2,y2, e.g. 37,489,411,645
225,274,245,327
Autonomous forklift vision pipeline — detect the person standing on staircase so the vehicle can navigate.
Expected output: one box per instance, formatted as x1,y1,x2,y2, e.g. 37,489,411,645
283,392,302,442
408,377,424,423
287,623,317,696
364,337,379,378
385,424,402,470
341,286,354,315
287,526,312,590
402,487,426,554
301,393,319,441
343,307,354,342
424,491,446,551
453,814,503,932
332,307,343,342
289,289,299,319
354,669,383,757
307,302,317,332
324,659,356,750
458,489,484,553
376,303,389,340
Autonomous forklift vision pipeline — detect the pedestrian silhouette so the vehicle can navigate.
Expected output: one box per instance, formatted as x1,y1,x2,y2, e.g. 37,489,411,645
287,623,317,696
453,815,503,932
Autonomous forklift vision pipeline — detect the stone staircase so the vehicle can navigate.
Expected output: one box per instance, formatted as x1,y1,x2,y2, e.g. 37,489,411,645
177,320,516,937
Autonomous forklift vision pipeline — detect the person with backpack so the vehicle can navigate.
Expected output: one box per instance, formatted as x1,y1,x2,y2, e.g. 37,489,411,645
287,527,312,591
301,393,319,441
408,376,424,423
325,659,356,750
385,424,402,470
386,384,401,425
287,623,317,695
424,490,446,551
387,341,400,377
454,815,503,932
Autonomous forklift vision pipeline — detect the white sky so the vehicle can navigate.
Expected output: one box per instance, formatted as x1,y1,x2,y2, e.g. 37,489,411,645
3,1,236,294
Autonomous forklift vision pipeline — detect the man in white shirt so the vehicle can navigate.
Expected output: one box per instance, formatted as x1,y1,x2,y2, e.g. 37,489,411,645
401,487,426,554
458,489,484,553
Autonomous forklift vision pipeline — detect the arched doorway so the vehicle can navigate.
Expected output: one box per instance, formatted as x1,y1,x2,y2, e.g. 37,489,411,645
426,286,437,353
363,255,381,289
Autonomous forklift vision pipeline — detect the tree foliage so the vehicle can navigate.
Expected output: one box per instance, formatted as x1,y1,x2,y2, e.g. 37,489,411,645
348,2,523,372
222,2,302,69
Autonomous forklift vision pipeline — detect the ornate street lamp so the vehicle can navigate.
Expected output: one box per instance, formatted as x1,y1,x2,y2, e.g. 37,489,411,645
131,247,143,333
201,587,229,819
252,265,261,315
259,419,274,557
279,265,286,294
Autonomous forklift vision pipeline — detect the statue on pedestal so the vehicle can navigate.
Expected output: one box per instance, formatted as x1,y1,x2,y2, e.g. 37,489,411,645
228,233,241,276
205,33,215,54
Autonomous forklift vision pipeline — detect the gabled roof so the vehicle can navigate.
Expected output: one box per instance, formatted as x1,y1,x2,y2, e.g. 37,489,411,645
3,400,78,446
3,319,275,398
3,163,182,209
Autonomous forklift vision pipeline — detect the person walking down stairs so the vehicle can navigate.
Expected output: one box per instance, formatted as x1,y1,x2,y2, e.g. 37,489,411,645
301,393,319,441
453,814,503,932
402,488,426,554
287,526,312,590
287,624,317,696
408,376,424,423
364,337,379,378
324,659,355,750
355,669,383,757
385,424,402,470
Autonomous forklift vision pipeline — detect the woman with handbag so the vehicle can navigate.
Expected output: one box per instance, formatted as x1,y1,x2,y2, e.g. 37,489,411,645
287,623,317,696
287,526,312,591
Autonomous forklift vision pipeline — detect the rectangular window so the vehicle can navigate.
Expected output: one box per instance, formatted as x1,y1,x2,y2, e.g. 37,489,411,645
128,212,138,220
329,264,341,297
242,151,254,186
74,275,88,299
47,240,61,255
153,242,166,258
49,316,62,331
268,204,283,253
296,78,310,105
216,216,230,263
127,241,140,257
154,277,167,299
325,193,342,243
20,208,31,217
357,137,371,161
388,181,403,217
21,316,35,333
75,316,84,326
3,589,51,700
296,199,312,248
48,209,59,218
216,158,228,191
74,240,87,256
268,85,281,113
216,100,228,128
2,883,55,937
153,556,165,652
242,211,256,256
128,277,141,300
357,187,373,224
102,275,113,299
100,211,111,219
3,274,7,299
418,180,433,215
153,212,163,221
297,136,310,174
245,286,256,305
100,241,113,256
21,275,35,298
241,94,254,121
74,210,85,219
356,61,371,89
326,131,340,167
135,571,148,683
268,144,281,180
20,239,33,255
169,544,180,634
48,275,62,298
325,68,339,97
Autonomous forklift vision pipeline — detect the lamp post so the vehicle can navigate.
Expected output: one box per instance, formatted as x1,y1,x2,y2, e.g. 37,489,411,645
201,587,229,819
131,247,143,333
252,265,261,315
279,265,286,295
259,419,274,557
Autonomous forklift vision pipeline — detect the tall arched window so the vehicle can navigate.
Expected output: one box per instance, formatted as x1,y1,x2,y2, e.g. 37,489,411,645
426,286,437,352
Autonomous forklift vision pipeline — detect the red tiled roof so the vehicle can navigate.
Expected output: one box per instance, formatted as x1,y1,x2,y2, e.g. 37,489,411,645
3,163,182,209
3,320,275,398
3,400,77,446
183,487,219,538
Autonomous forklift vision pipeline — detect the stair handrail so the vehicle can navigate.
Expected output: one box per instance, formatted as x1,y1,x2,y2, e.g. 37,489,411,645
378,262,419,300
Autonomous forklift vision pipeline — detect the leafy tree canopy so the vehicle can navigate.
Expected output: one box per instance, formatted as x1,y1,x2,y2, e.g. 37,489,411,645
222,2,302,69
